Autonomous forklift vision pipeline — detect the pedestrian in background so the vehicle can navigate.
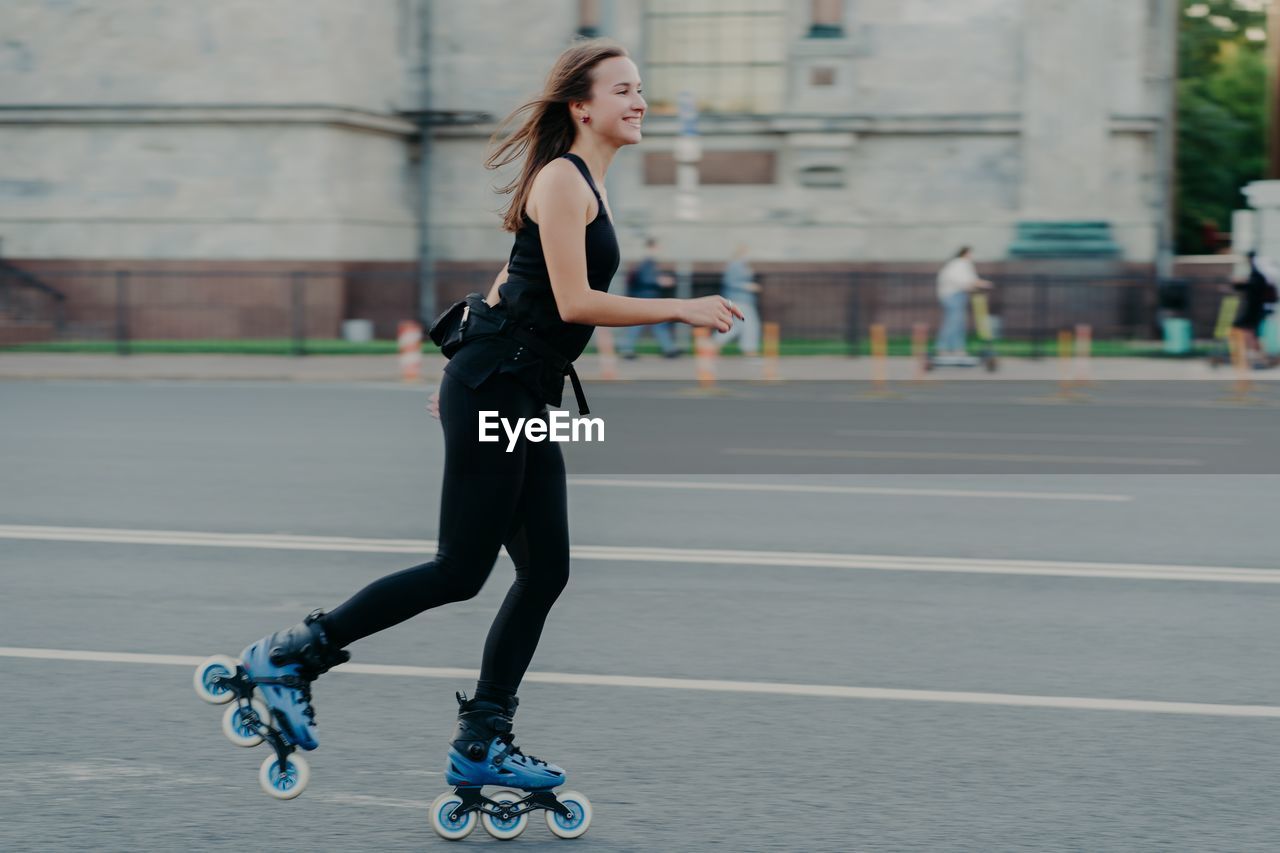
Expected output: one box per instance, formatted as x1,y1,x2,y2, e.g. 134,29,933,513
935,246,992,357
713,243,762,357
1233,251,1279,368
617,236,680,358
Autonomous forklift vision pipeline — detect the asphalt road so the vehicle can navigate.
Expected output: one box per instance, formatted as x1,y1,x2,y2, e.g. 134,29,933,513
2,379,1278,852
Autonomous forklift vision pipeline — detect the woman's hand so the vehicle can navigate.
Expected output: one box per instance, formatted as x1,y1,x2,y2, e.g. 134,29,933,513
427,389,441,420
679,296,745,333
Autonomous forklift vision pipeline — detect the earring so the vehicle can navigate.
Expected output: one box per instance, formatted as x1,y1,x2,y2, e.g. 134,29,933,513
581,115,590,124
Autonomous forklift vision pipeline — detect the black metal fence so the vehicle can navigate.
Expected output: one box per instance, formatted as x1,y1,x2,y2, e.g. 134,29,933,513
0,267,420,353
0,264,1230,356
0,261,68,345
702,271,1223,356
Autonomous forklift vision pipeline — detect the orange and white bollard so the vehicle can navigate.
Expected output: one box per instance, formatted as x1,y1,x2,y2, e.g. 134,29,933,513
398,320,423,383
694,327,717,389
1074,324,1092,385
762,322,780,382
595,328,619,381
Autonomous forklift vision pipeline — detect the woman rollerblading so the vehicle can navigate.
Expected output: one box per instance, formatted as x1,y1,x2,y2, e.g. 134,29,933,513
196,37,741,835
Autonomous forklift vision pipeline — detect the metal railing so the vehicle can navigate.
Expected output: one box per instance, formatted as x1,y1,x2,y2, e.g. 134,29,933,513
0,262,67,346
746,271,1211,356
0,264,1229,356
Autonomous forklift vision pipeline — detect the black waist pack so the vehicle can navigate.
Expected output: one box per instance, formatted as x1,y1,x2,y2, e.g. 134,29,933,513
427,292,491,358
427,293,590,416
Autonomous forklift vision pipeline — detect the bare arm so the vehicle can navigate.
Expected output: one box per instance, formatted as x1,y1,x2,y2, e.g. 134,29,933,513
533,160,739,330
569,291,687,327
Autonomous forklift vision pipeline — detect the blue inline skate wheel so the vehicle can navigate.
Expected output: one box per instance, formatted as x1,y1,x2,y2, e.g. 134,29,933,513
258,753,309,800
545,790,592,839
193,655,240,705
430,791,477,840
221,698,271,748
480,788,528,840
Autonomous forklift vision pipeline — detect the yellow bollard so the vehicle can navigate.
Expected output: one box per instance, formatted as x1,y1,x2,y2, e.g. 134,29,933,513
911,322,930,383
872,324,888,389
855,322,906,399
859,323,901,398
1055,329,1084,401
762,322,780,382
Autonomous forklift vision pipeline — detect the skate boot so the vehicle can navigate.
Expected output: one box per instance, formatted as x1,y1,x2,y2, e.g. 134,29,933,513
239,609,349,751
193,609,348,799
429,692,592,840
445,692,565,789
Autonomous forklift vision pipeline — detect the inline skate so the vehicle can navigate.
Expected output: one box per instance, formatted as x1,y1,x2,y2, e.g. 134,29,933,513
193,609,349,799
429,692,591,840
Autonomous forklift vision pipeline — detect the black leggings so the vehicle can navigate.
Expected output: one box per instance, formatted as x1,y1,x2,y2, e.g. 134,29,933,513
321,370,569,699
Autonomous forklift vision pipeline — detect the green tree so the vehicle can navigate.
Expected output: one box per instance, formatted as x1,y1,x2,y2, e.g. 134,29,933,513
1176,0,1268,254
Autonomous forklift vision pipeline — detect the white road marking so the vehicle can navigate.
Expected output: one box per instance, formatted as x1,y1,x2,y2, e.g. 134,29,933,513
832,429,1243,446
724,448,1203,467
1,645,1276,719
1,524,1277,584
567,477,1132,503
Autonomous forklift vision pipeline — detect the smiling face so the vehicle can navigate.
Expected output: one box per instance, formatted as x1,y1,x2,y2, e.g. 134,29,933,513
575,55,646,146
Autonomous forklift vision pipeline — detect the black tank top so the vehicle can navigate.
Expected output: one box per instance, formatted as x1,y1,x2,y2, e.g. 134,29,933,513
500,153,621,356
443,152,621,408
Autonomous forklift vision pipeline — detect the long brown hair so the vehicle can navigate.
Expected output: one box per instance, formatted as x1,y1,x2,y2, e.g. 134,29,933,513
485,39,629,233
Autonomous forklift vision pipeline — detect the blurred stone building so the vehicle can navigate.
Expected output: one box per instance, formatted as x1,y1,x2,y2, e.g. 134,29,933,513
0,0,1178,339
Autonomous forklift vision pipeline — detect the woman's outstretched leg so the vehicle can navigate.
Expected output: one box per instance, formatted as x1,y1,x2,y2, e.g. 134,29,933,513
240,372,541,751
321,373,535,647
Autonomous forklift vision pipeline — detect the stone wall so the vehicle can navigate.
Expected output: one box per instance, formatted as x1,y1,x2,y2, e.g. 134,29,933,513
1,0,1173,281
1,0,419,261
428,0,1170,267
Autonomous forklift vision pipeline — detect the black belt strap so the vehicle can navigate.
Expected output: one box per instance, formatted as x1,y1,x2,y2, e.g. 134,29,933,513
500,323,591,417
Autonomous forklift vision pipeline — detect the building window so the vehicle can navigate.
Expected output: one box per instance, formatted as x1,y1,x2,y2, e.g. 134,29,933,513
644,0,787,115
807,0,844,38
644,150,777,185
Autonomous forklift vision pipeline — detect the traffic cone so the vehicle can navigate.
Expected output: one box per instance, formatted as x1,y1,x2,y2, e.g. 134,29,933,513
398,320,423,383
694,327,716,389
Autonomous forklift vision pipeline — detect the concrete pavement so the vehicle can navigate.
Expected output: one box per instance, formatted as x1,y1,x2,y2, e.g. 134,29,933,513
3,380,1279,851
